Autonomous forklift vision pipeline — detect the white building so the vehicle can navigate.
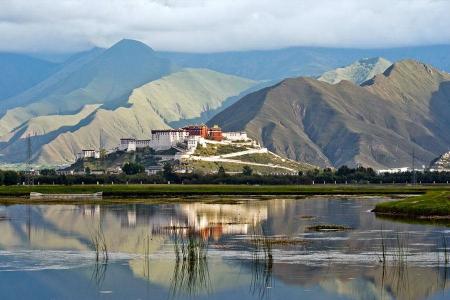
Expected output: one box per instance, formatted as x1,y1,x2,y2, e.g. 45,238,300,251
149,129,189,150
186,135,206,153
377,167,411,174
77,149,100,159
223,131,249,141
119,138,137,152
119,138,152,152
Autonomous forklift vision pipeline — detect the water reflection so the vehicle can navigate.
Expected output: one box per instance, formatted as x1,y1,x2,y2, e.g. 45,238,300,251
0,197,449,300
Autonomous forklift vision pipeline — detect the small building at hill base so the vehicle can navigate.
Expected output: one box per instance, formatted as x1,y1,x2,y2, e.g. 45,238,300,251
77,149,100,159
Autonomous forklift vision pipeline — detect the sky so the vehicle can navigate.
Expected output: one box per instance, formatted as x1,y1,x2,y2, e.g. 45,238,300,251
1,0,450,53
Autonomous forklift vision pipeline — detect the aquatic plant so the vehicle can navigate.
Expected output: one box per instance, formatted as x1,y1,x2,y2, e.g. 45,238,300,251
169,229,211,298
380,226,387,264
442,234,449,266
143,233,151,280
89,222,109,286
89,223,109,262
249,224,273,300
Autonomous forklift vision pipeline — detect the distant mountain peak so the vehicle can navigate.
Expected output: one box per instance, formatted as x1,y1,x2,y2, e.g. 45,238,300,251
107,39,155,53
318,57,392,85
363,59,450,87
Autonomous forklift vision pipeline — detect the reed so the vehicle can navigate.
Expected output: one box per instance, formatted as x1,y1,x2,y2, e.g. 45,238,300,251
169,229,211,298
89,223,109,262
143,233,151,280
380,226,387,264
249,224,273,300
442,234,449,265
89,222,109,286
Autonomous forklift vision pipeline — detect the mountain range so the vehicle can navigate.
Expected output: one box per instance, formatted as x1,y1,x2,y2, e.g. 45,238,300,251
209,60,450,168
1,39,450,168
160,45,450,80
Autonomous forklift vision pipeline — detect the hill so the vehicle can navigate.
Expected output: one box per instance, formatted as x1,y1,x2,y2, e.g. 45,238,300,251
0,39,175,135
318,57,392,85
209,60,450,169
430,151,450,170
0,69,256,164
68,140,314,175
0,53,58,101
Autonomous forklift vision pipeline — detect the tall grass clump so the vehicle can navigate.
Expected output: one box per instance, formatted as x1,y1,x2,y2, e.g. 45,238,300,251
89,223,109,286
249,224,273,299
169,229,211,298
89,223,109,262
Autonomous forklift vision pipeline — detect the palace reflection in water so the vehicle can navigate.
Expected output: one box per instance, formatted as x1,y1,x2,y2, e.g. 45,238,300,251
0,197,449,300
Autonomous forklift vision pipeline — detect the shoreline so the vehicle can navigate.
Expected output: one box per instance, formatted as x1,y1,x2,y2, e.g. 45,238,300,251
0,184,434,198
373,190,450,219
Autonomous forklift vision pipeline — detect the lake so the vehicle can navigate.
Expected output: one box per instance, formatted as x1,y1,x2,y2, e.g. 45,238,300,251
0,196,449,300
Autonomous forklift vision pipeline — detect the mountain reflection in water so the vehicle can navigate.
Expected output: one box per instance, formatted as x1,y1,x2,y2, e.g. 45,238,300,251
0,196,449,300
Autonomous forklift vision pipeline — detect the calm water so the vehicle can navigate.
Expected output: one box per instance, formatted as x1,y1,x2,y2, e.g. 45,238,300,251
0,196,449,300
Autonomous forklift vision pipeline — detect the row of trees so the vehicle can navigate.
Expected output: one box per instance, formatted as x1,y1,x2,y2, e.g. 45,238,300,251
1,165,450,185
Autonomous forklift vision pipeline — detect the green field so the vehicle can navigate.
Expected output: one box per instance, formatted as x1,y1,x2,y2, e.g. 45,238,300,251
373,190,450,218
0,183,443,198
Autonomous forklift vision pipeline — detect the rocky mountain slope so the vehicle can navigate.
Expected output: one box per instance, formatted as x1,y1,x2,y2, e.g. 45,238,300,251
209,60,450,169
0,69,255,164
318,57,392,85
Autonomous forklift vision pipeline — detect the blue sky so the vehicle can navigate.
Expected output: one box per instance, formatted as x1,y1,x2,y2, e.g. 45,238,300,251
1,0,449,53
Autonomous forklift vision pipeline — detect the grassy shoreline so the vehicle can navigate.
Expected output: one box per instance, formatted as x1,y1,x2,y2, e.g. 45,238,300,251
0,183,437,197
373,190,450,218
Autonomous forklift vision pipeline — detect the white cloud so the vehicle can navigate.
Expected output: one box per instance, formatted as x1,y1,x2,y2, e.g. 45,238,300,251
0,0,449,53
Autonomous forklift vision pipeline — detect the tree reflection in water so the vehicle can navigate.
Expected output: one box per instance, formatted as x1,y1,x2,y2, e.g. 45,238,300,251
169,228,211,298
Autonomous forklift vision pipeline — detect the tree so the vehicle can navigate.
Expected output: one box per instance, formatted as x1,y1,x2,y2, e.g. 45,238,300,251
242,165,253,176
217,165,226,177
122,162,145,175
336,165,352,176
162,162,178,182
85,167,91,175
40,169,57,176
100,149,107,159
3,171,18,185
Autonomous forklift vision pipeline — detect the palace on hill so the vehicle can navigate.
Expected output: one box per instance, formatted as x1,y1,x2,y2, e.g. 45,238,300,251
117,124,248,154
118,124,248,152
77,124,248,159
